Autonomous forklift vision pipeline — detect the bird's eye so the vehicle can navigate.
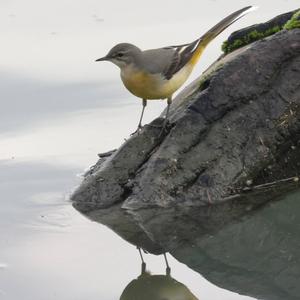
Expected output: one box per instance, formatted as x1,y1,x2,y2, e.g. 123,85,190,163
117,52,124,58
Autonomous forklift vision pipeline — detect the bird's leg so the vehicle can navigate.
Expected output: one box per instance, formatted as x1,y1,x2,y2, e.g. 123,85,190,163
131,99,147,135
138,247,146,275
163,252,171,276
166,97,172,119
160,97,172,134
138,99,147,129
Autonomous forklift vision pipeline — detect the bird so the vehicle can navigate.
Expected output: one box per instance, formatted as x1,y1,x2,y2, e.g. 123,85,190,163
96,6,255,134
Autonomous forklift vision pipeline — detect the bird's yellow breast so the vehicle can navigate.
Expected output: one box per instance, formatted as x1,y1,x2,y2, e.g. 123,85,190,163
120,64,193,100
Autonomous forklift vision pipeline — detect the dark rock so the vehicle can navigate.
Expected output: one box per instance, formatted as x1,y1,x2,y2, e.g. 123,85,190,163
223,9,299,53
227,9,298,44
73,29,300,211
98,149,117,158
71,24,300,300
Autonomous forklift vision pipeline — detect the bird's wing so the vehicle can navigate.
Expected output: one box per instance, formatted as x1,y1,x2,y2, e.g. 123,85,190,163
162,39,201,79
140,39,200,80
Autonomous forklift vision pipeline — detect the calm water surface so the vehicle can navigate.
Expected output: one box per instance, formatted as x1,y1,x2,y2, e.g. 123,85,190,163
1,0,299,299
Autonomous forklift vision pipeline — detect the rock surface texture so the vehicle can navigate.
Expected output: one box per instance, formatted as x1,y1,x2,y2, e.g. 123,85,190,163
72,20,300,300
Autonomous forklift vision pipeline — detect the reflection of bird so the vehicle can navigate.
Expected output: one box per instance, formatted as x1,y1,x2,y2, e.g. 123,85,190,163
120,249,198,300
96,6,255,133
138,247,171,276
120,273,199,300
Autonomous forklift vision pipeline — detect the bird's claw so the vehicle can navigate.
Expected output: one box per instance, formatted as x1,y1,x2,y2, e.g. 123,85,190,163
130,125,143,136
158,119,171,137
130,119,171,137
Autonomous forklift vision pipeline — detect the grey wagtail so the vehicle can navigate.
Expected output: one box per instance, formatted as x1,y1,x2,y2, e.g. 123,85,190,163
96,6,255,133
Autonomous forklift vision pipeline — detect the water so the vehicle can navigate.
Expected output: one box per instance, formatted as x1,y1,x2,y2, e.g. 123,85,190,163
0,158,257,300
1,1,299,299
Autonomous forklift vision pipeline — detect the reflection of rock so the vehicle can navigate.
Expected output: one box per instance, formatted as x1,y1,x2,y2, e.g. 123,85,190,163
87,203,163,254
85,190,300,300
131,191,300,300
72,11,300,300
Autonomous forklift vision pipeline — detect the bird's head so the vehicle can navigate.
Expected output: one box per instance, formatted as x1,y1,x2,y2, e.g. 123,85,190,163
96,43,141,69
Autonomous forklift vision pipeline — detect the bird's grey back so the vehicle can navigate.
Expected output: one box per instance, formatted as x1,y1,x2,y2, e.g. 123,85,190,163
138,39,200,79
138,48,177,75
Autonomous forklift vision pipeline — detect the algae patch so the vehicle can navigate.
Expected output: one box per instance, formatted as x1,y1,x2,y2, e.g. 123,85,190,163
284,10,300,30
222,26,281,54
222,9,300,54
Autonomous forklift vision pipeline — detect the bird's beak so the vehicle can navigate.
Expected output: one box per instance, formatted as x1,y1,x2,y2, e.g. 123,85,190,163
95,56,109,62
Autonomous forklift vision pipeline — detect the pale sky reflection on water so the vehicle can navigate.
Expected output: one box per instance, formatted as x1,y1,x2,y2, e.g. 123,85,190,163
0,0,299,299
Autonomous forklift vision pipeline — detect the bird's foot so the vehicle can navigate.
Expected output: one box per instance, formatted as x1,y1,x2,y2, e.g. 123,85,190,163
144,118,171,138
144,123,161,129
158,119,171,138
130,124,143,136
130,118,171,137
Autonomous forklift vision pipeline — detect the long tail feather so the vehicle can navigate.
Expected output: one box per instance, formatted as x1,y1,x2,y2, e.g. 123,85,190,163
189,6,257,66
201,6,256,44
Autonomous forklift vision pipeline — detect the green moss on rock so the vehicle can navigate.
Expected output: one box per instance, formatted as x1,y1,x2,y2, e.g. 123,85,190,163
222,26,281,54
284,10,300,30
222,9,300,55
